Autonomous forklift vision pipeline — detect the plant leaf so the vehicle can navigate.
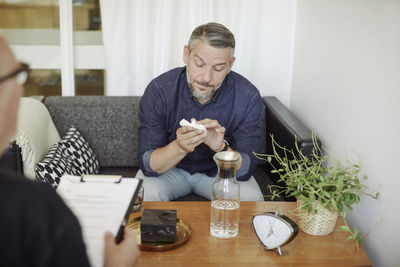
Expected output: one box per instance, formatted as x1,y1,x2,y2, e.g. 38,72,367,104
340,225,351,233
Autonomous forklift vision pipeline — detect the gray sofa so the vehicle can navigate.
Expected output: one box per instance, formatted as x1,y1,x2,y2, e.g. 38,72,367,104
0,96,318,201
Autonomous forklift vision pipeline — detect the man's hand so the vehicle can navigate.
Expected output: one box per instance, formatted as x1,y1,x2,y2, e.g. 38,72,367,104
104,226,140,267
196,118,225,152
149,123,206,174
176,124,207,153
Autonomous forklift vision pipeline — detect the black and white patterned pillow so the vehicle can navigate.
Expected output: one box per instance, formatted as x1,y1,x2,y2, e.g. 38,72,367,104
35,126,99,188
35,142,76,188
59,126,99,175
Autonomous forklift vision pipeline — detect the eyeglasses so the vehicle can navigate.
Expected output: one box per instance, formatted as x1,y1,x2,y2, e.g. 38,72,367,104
0,63,30,86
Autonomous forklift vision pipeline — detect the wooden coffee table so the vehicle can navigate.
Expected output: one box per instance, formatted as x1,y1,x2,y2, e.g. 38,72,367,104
135,201,371,266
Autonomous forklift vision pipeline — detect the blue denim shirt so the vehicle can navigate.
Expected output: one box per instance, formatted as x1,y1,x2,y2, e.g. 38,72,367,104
137,67,263,181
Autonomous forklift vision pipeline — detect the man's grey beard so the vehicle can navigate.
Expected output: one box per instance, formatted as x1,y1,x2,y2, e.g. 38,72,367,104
186,68,221,101
189,83,219,101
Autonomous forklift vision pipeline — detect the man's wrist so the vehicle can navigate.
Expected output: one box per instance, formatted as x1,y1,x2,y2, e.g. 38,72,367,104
173,139,190,155
218,139,229,152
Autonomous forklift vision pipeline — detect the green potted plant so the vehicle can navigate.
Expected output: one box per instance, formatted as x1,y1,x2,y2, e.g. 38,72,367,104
254,134,378,249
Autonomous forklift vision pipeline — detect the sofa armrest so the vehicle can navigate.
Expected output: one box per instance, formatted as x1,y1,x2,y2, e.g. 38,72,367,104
263,96,319,156
262,97,320,190
0,141,23,175
29,95,45,102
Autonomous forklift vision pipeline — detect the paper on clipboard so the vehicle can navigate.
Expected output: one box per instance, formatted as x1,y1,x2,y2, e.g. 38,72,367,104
56,174,142,267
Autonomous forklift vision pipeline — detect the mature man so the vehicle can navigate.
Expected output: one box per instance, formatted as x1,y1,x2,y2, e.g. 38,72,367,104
0,35,139,266
137,22,264,201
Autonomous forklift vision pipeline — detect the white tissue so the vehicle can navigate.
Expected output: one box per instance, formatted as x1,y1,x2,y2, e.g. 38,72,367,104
179,119,206,132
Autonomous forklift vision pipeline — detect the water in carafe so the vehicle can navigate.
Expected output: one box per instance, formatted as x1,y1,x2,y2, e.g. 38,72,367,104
210,151,241,238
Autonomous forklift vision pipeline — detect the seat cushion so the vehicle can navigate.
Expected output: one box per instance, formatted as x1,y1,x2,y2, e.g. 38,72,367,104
98,167,139,177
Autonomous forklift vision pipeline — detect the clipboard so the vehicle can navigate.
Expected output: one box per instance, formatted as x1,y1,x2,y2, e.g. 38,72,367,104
57,174,143,267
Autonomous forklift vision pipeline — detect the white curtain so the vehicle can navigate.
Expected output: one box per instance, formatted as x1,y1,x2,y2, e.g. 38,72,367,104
100,0,296,105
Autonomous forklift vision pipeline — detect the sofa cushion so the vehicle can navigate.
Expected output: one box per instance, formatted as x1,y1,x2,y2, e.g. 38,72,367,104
44,96,140,168
35,126,99,188
14,97,61,180
35,142,75,188
59,126,99,175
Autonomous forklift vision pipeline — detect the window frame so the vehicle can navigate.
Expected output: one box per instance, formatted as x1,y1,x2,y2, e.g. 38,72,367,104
7,0,105,96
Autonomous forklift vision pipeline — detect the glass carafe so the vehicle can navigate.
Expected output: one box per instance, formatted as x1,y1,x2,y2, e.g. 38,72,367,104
210,151,242,238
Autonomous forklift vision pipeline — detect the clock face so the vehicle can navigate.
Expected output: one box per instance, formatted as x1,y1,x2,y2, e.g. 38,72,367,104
252,212,298,250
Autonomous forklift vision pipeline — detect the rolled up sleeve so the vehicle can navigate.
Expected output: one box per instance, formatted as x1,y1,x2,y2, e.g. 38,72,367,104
137,81,167,177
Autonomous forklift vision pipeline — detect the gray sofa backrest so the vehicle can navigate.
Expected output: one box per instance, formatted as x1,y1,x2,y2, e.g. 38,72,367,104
44,96,141,167
44,96,267,168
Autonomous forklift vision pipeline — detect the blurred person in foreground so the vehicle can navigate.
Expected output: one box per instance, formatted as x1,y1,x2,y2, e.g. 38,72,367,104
0,35,139,267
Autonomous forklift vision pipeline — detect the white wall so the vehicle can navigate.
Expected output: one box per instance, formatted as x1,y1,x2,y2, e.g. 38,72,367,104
290,1,400,266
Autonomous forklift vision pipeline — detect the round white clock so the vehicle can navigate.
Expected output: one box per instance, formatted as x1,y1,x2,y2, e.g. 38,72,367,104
252,212,299,251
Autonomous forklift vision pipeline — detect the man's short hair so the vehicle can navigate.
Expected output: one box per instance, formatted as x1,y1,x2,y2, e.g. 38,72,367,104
188,22,235,57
